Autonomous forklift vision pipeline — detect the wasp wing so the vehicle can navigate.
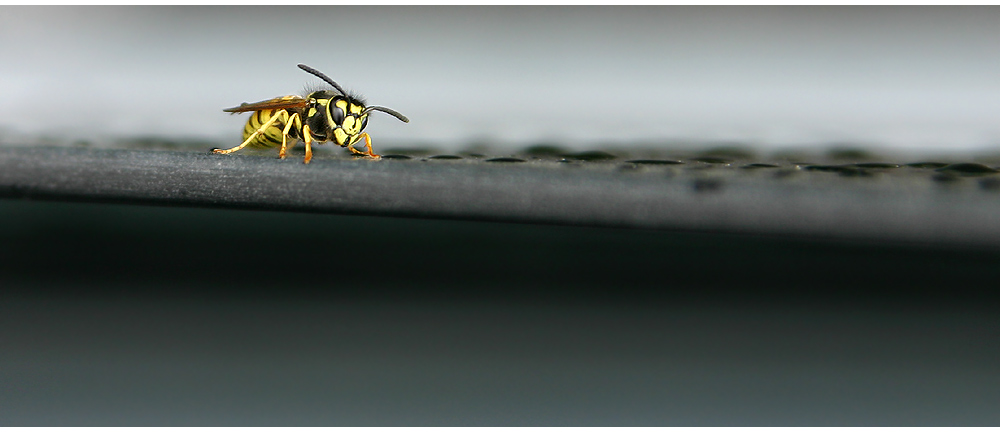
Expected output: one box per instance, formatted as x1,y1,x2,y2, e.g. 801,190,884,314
223,95,309,113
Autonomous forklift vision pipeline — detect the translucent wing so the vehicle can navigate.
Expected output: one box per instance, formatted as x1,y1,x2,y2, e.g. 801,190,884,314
223,95,309,113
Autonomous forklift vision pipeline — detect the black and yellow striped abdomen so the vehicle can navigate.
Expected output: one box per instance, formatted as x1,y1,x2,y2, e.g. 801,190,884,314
242,109,303,148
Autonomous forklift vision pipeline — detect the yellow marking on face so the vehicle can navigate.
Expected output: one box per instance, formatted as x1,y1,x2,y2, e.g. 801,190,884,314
349,103,363,115
335,100,349,111
343,115,356,131
333,128,348,145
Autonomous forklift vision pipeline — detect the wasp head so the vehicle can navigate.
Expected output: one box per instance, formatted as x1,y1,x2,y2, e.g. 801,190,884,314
324,97,369,146
298,64,409,147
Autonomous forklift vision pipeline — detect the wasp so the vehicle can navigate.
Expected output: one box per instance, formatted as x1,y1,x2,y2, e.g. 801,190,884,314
214,64,409,163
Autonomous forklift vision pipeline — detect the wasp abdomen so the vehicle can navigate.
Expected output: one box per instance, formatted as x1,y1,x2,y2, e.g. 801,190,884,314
242,109,302,148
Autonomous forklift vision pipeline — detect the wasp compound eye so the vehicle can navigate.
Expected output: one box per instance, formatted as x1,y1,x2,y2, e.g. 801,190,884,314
330,104,346,126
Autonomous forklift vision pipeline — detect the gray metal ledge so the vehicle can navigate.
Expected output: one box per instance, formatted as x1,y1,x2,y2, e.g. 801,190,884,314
2,145,1000,248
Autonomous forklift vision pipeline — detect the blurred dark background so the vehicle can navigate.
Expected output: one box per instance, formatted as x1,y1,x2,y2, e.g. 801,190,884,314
1,198,998,425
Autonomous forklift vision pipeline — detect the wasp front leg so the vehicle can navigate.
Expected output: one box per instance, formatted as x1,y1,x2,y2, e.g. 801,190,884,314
347,133,381,159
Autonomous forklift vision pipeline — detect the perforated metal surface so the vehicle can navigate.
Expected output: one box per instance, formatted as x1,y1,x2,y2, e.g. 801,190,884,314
2,144,1000,248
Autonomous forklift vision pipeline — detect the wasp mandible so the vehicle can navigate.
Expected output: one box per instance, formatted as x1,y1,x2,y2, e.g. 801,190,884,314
214,64,409,163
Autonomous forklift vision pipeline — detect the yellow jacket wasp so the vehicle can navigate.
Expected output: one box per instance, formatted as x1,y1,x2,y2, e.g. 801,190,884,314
214,64,408,163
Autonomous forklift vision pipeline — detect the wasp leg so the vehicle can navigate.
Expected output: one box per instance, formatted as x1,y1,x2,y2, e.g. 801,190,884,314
346,145,366,156
302,124,313,164
278,112,300,159
347,133,381,159
214,110,287,155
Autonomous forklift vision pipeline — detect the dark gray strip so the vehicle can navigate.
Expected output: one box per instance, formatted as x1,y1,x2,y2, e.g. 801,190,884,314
2,146,1000,248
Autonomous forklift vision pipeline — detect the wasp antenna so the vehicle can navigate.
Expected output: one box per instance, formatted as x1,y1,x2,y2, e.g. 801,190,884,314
297,64,348,96
364,106,409,123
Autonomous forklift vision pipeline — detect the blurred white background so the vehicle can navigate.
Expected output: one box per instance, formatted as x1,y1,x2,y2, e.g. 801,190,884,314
1,6,998,153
